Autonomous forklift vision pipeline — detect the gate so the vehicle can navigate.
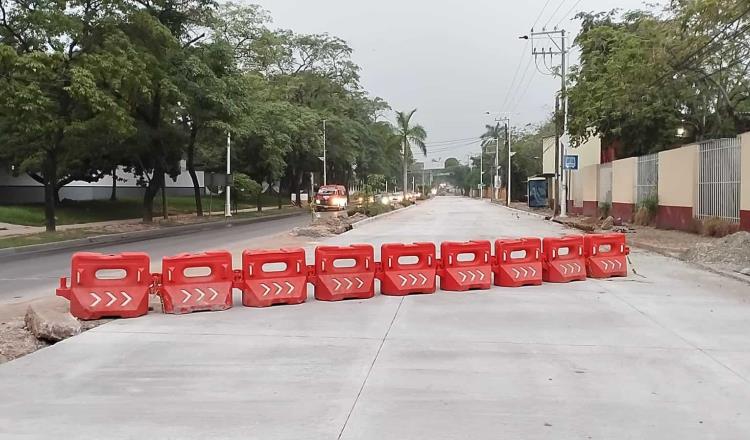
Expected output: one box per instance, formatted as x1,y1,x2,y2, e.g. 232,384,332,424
636,153,658,205
698,138,741,222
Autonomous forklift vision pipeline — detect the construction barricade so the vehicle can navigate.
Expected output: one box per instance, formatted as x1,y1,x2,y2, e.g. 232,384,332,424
313,244,375,301
494,238,543,287
542,235,587,283
239,248,308,307
378,242,437,296
57,252,151,320
584,233,629,278
439,240,493,291
157,251,234,314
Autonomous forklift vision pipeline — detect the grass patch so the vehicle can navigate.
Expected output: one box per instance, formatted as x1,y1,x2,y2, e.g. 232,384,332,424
0,194,285,227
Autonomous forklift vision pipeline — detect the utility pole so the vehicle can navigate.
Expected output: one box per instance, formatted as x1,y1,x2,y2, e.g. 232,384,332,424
554,96,561,215
402,139,408,194
322,120,327,186
225,132,232,218
479,149,483,200
494,137,500,201
525,27,568,216
505,117,512,206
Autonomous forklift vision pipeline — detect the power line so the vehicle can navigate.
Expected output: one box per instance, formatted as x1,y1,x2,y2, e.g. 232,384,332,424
543,0,569,30
555,0,584,28
532,0,554,30
507,55,535,112
501,39,530,110
424,136,482,146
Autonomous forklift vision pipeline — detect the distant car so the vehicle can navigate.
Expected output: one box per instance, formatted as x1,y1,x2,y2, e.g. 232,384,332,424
314,185,348,211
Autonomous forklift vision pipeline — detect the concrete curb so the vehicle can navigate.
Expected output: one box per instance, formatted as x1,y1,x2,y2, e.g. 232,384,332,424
487,200,550,220
0,211,306,260
351,203,419,229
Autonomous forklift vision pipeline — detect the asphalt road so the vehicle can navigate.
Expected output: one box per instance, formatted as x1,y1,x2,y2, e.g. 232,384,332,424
0,214,308,304
1,197,749,439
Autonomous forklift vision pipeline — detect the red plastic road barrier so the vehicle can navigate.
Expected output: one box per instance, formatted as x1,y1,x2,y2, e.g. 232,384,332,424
158,251,234,314
584,233,629,278
439,240,493,291
542,235,587,283
379,242,437,296
57,252,151,320
239,248,308,307
313,244,375,301
494,238,543,287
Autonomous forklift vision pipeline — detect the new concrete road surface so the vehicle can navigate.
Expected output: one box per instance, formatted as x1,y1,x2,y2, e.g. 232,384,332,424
0,213,309,304
1,197,749,439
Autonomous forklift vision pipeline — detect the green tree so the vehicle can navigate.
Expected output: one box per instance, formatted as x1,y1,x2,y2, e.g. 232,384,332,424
395,109,427,192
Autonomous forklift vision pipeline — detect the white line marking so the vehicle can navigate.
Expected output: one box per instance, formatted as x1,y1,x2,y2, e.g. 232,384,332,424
90,292,101,307
195,288,206,302
285,282,295,294
477,270,485,281
273,282,282,295
208,288,219,301
261,283,271,297
356,277,364,288
399,275,408,287
181,289,192,303
520,267,528,277
573,263,582,273
511,268,520,279
468,271,476,282
345,278,353,289
459,271,467,282
418,274,428,285
121,291,131,307
528,267,537,277
333,279,342,291
615,260,623,270
105,291,117,307
561,264,569,275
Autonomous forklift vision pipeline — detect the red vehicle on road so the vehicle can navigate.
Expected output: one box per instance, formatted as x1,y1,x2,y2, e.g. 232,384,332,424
314,185,348,211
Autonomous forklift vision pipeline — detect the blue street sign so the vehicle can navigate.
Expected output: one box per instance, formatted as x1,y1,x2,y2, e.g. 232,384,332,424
563,155,579,170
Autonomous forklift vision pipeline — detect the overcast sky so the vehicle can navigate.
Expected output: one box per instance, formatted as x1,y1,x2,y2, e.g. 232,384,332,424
255,0,656,168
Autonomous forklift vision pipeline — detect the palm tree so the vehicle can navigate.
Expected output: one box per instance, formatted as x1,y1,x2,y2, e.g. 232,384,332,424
480,123,505,199
395,109,427,193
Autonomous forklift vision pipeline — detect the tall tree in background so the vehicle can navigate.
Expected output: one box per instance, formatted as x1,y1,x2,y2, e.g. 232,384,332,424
395,109,427,192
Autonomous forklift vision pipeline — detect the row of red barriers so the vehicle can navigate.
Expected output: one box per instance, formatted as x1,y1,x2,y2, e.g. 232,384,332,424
56,233,629,320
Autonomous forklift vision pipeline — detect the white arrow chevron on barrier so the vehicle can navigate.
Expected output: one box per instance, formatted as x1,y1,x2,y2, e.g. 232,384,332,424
261,283,271,297
601,260,610,271
468,271,476,282
418,274,428,285
333,278,342,291
285,282,295,294
511,268,520,279
105,291,117,307
409,274,418,286
273,282,283,295
121,291,131,307
181,289,192,303
477,270,485,281
399,275,408,287
573,263,582,273
528,267,537,277
208,287,219,301
520,267,528,277
356,277,364,288
459,271,467,282
90,292,101,307
345,278,353,289
614,260,623,270
195,288,206,302
561,264,569,275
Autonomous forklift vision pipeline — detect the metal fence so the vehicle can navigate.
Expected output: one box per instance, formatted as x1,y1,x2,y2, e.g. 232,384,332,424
697,138,741,222
636,153,659,205
598,163,612,204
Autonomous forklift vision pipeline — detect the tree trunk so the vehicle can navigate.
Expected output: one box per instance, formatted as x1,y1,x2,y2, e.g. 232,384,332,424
161,178,168,220
143,167,163,223
43,151,57,232
256,191,262,213
277,183,282,210
110,167,118,201
186,125,203,216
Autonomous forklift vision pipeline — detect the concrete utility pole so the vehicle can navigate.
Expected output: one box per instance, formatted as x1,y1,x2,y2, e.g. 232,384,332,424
225,132,232,218
322,120,327,186
485,112,512,205
494,137,500,200
505,117,512,206
479,148,483,200
525,28,568,216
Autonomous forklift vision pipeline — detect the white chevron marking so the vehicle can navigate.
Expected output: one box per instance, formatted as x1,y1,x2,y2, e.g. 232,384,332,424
356,277,364,288
601,260,610,270
333,279,342,291
573,263,582,273
90,292,101,307
345,278,353,289
285,282,295,294
208,287,219,301
105,291,117,307
459,272,467,282
181,289,192,303
261,283,271,297
520,267,528,277
561,264,569,275
409,274,418,286
528,267,537,277
418,274,428,285
120,291,131,307
195,288,206,302
511,268,520,279
399,275,408,287
273,282,282,295
468,271,476,282
477,270,485,281
614,260,623,270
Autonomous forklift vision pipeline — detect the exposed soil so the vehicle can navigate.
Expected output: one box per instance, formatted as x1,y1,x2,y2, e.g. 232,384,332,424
684,231,750,273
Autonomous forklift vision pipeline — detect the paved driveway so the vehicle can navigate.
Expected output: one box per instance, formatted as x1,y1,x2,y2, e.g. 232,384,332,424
1,197,748,439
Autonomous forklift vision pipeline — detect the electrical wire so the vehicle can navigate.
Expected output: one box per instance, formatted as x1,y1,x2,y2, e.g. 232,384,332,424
555,0,585,28
543,0,570,30
501,39,530,111
532,0,554,31
506,55,535,112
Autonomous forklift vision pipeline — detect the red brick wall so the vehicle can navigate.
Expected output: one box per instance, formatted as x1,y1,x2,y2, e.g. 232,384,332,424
583,201,598,217
611,202,634,222
741,210,750,232
656,206,694,231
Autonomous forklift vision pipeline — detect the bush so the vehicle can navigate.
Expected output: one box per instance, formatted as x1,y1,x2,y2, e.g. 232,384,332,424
633,195,659,226
365,203,392,217
700,217,740,238
400,199,414,207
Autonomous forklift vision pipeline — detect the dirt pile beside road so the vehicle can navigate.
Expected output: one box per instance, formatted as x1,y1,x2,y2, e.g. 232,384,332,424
684,231,750,271
292,214,354,237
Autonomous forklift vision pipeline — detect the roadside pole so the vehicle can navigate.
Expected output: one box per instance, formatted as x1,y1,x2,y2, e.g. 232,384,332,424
506,117,512,206
225,132,232,218
322,120,327,186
